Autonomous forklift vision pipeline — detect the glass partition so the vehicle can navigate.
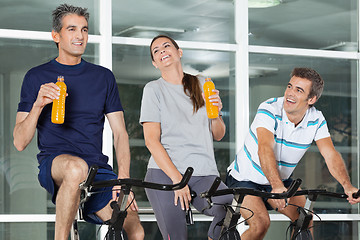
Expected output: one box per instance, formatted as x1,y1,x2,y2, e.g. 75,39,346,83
249,0,358,51
112,0,235,43
0,0,98,34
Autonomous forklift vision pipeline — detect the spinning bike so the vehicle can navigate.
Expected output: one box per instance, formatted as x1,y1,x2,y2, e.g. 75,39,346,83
201,177,360,240
288,188,360,240
70,165,194,240
201,177,302,240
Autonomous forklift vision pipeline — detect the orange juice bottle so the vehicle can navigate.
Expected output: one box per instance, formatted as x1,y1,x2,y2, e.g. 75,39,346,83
51,76,67,124
203,77,219,119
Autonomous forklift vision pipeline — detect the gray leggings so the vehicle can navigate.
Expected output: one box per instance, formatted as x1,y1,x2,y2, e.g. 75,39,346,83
145,168,233,240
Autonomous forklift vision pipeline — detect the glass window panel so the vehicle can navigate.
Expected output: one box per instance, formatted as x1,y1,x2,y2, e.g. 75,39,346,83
266,221,358,239
0,221,212,240
0,0,98,34
249,53,358,212
112,0,235,43
249,0,358,51
0,39,98,217
112,44,236,206
0,222,95,240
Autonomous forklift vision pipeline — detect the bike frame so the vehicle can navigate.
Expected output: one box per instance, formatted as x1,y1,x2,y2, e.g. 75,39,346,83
290,189,353,240
202,178,360,240
201,177,302,240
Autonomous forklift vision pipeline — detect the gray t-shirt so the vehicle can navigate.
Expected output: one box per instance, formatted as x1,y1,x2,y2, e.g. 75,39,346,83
139,76,219,177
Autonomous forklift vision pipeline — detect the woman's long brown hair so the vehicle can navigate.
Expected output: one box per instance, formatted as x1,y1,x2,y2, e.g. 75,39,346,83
150,35,205,113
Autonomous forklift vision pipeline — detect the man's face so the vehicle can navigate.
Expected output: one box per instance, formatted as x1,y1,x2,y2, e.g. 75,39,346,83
283,76,316,117
52,14,88,60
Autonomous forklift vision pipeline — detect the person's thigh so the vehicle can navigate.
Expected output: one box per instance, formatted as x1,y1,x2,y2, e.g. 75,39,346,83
145,169,187,240
241,195,270,230
190,175,232,215
189,176,233,239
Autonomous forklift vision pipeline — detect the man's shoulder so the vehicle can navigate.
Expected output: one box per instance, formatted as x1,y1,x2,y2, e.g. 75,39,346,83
258,97,283,114
307,106,326,121
83,60,113,74
26,60,53,75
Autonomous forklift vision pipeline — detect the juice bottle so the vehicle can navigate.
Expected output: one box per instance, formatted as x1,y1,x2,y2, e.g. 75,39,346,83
51,76,67,124
203,77,219,119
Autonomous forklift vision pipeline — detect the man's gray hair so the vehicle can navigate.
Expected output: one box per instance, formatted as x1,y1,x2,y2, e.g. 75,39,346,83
52,4,89,32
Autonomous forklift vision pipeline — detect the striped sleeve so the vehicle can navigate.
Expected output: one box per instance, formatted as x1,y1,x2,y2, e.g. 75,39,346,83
251,100,278,134
314,111,330,141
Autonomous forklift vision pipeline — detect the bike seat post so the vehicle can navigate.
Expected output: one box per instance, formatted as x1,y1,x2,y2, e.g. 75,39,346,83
105,186,131,240
117,186,131,211
221,193,244,237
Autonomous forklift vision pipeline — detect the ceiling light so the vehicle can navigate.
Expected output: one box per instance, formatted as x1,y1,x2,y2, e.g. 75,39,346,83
114,26,185,37
248,0,281,8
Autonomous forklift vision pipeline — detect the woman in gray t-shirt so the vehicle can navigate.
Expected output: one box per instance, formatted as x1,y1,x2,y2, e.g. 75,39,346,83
140,35,232,240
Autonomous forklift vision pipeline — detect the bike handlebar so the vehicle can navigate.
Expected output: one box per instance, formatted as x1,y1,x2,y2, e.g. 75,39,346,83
81,166,194,192
201,178,302,199
353,190,360,199
294,189,360,200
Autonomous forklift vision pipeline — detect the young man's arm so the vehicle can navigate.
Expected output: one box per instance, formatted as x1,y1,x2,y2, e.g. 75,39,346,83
13,82,59,151
257,127,288,209
316,137,360,204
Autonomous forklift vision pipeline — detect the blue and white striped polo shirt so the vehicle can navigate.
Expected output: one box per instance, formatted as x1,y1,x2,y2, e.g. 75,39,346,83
228,97,330,185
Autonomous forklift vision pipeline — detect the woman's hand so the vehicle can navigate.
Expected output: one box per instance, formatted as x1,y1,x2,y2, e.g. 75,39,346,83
174,184,192,210
203,89,223,112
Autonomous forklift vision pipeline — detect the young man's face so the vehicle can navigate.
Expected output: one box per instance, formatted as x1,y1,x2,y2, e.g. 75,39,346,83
52,14,88,61
283,76,317,118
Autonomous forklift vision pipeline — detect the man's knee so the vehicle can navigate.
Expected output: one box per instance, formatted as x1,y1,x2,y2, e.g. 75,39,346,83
52,155,88,185
247,216,270,237
123,211,144,240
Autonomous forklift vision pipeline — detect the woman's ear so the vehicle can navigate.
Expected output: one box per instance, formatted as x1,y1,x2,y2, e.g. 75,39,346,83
179,49,183,58
152,61,158,69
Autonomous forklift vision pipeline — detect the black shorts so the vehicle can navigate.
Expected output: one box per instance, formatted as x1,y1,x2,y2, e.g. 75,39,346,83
225,173,293,210
38,153,117,224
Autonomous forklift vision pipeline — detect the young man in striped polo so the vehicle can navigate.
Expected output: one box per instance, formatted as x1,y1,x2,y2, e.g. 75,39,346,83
226,67,360,240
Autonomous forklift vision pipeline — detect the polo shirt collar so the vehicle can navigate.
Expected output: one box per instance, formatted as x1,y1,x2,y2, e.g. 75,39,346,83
282,108,310,129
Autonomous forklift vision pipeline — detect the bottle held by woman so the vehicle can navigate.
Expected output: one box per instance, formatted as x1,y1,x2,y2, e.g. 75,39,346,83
203,77,219,119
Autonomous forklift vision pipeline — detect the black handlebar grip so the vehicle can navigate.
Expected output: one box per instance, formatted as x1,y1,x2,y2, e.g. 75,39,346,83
352,190,360,199
83,165,99,187
286,178,302,197
180,167,194,186
205,177,222,198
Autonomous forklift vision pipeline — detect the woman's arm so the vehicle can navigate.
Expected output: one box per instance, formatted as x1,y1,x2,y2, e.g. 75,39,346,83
207,89,226,141
143,122,191,210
